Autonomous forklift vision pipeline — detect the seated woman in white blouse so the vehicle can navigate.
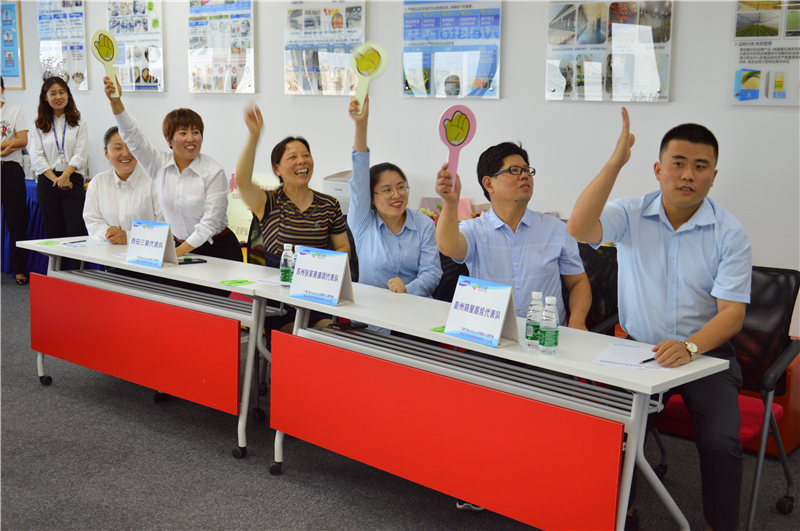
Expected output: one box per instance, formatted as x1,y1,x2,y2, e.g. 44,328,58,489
83,126,164,243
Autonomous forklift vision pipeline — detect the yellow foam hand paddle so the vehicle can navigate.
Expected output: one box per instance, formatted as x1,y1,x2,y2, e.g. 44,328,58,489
355,46,381,76
350,42,388,115
444,111,470,146
90,29,120,98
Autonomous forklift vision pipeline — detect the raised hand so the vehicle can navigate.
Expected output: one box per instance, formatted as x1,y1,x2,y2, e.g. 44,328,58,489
609,106,635,168
435,162,461,203
444,110,470,146
243,102,263,138
349,94,369,124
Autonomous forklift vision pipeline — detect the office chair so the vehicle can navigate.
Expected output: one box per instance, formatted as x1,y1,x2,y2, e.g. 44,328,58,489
561,243,619,335
652,266,800,529
433,252,469,303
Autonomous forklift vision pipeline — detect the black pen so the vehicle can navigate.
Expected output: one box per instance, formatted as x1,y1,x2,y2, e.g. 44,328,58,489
639,357,657,365
70,239,87,244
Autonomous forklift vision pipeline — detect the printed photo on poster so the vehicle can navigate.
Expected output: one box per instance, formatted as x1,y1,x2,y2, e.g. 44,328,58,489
37,0,87,91
107,0,164,92
545,1,673,102
1,0,24,89
402,1,501,99
189,0,255,94
284,2,366,96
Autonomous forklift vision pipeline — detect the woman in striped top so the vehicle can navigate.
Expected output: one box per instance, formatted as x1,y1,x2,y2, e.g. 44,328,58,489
236,103,350,332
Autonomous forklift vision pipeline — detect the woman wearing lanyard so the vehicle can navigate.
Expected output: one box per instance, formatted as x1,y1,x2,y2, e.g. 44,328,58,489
31,77,88,242
1,76,31,285
347,95,441,298
235,103,350,332
102,76,241,262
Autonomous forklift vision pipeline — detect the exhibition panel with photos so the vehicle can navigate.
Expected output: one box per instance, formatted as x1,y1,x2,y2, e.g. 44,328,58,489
402,0,501,99
727,0,799,106
36,0,87,90
546,1,673,102
1,0,25,89
189,0,255,93
284,1,365,96
106,0,164,92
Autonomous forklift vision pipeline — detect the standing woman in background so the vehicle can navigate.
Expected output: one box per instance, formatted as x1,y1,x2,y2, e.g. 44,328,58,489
103,75,241,261
1,76,31,284
31,76,88,243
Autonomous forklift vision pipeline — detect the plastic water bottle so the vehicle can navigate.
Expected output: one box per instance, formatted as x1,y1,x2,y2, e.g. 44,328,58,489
525,292,543,348
538,296,559,355
292,245,300,273
279,243,293,287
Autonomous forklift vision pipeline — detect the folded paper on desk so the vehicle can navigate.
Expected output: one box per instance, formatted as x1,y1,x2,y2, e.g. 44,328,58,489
594,343,670,372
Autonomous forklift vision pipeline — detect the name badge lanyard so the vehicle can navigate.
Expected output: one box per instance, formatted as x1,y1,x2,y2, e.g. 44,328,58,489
53,119,68,166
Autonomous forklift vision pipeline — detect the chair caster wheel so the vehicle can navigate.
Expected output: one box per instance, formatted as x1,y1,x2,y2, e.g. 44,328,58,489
153,392,172,404
654,464,668,481
269,462,282,475
232,446,247,459
776,496,794,515
39,375,52,386
258,382,268,396
252,408,266,422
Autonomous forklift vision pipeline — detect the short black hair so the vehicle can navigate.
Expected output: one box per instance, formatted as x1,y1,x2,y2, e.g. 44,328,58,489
476,142,529,200
660,124,719,166
103,126,120,149
369,162,408,210
270,136,311,183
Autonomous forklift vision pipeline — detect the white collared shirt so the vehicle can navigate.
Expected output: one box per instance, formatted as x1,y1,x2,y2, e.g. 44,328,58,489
31,114,88,175
83,164,165,242
114,110,229,248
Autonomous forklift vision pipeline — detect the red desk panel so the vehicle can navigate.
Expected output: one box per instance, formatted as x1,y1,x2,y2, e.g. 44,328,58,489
30,274,241,415
271,332,625,530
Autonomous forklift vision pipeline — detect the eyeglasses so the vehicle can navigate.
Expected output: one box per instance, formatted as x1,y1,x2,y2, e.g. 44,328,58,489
492,166,536,178
373,184,410,198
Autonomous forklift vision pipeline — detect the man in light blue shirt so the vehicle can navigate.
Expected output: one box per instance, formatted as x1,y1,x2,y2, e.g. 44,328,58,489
435,142,591,327
567,109,751,531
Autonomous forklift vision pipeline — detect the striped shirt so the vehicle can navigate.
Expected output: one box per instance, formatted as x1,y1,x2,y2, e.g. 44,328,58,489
259,188,347,266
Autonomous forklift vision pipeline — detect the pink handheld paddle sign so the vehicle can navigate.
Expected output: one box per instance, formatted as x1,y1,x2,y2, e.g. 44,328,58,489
439,105,476,192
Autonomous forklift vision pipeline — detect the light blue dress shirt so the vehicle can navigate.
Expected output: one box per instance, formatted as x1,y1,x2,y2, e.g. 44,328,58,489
597,191,751,345
348,151,442,298
455,208,585,322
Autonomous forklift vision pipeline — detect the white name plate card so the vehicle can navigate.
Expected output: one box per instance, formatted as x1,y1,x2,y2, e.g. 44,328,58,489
290,247,354,307
444,275,518,348
126,219,177,268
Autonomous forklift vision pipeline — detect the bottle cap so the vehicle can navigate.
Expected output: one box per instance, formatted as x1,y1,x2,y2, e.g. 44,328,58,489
545,296,557,304
284,243,293,251
532,291,542,299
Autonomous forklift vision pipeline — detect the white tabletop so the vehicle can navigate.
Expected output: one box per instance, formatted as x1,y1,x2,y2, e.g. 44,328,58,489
22,237,728,395
18,237,268,297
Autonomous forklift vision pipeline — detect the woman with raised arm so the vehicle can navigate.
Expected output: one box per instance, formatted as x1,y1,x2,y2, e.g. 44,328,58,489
30,77,89,245
102,75,241,261
347,95,441,297
235,103,350,332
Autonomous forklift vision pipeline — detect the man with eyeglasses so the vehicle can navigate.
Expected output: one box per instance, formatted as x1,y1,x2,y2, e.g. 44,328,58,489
435,141,592,331
566,109,751,531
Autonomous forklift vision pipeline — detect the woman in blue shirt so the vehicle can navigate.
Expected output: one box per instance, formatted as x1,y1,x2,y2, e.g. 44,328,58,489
348,95,442,296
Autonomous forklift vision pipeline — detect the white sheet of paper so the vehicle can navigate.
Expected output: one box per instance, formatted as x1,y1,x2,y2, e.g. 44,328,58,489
256,276,282,286
60,239,111,248
593,343,669,372
112,252,128,258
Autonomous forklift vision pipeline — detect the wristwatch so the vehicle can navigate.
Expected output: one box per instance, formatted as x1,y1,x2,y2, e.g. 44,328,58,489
681,341,698,362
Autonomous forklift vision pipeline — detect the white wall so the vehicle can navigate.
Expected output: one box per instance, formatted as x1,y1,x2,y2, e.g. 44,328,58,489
9,0,799,333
